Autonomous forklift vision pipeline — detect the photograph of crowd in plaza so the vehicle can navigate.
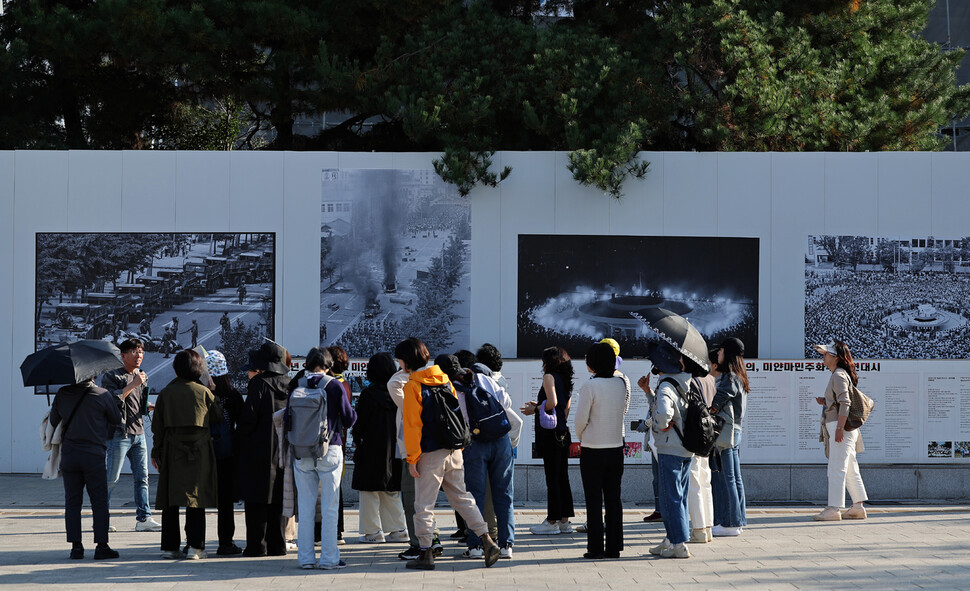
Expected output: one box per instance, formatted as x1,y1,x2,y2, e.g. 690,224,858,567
928,441,953,458
516,234,760,359
805,235,970,359
320,169,471,358
35,232,276,389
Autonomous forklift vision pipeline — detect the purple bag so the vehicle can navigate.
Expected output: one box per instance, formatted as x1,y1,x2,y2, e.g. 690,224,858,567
538,403,557,430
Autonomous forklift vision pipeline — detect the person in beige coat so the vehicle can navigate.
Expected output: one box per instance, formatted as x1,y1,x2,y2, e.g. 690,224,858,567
813,340,868,522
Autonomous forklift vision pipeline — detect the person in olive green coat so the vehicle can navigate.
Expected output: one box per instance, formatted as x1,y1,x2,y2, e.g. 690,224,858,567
151,349,223,559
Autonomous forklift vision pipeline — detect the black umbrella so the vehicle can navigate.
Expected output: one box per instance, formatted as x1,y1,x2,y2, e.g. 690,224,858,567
630,307,710,372
20,340,124,387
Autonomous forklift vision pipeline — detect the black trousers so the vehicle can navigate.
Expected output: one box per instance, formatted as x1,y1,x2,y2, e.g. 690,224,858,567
61,449,109,544
216,457,236,546
580,446,624,555
161,506,205,551
244,471,286,555
540,439,574,521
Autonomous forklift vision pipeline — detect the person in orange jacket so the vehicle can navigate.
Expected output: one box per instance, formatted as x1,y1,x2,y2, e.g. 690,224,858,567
395,337,500,571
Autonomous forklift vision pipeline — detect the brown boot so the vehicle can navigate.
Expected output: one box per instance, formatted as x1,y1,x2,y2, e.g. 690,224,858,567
405,547,435,570
480,533,500,567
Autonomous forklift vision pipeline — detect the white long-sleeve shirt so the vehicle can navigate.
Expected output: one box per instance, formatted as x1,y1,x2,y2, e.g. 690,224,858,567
574,375,629,449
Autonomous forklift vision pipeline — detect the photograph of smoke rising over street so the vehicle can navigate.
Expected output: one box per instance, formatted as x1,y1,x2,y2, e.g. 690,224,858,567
320,169,470,357
517,235,759,359
35,233,275,390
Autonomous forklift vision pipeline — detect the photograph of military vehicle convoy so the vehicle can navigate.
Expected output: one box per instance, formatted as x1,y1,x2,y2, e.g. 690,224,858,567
35,232,275,389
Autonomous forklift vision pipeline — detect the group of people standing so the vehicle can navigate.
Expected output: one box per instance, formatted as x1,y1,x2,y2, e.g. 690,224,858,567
49,331,868,566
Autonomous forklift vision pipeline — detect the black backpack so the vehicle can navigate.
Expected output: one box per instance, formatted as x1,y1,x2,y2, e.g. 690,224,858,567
422,383,471,449
661,377,720,457
464,382,511,442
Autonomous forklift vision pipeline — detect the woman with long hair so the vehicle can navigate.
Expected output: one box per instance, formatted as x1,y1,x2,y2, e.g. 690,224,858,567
710,338,749,538
813,340,868,521
521,346,576,535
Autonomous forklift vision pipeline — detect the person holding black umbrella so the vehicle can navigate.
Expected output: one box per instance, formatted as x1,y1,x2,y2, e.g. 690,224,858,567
50,376,122,559
22,340,126,560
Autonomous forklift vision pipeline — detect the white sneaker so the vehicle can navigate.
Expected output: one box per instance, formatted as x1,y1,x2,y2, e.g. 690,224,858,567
461,546,484,559
659,542,690,559
558,521,574,534
358,532,386,543
136,518,163,532
711,525,742,537
107,525,117,533
530,520,561,535
499,544,513,559
386,530,410,543
285,542,298,551
185,547,207,560
649,538,672,556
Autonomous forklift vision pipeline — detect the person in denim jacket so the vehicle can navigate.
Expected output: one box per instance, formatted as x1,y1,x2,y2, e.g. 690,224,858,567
709,338,749,537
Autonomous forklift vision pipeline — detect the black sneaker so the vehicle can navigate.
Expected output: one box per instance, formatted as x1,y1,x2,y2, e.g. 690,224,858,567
70,546,84,560
216,543,243,556
431,535,443,557
94,545,120,560
399,545,422,560
449,529,465,539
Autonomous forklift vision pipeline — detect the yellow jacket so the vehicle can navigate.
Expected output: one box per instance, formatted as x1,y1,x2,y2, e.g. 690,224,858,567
403,365,456,464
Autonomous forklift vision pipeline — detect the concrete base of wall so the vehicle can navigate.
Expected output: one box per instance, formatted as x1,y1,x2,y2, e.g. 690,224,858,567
341,464,970,504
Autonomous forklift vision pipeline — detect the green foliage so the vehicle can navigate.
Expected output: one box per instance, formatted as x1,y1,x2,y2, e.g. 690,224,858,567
433,150,511,197
2,0,969,199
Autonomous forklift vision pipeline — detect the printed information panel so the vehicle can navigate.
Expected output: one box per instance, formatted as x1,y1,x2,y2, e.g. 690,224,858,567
340,358,964,465
500,359,964,465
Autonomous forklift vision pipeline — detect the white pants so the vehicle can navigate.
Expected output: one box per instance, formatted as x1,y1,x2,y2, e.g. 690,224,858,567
826,421,868,508
687,455,713,529
358,491,407,536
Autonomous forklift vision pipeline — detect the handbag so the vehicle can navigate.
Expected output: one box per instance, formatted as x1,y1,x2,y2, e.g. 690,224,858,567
538,403,557,430
843,383,875,431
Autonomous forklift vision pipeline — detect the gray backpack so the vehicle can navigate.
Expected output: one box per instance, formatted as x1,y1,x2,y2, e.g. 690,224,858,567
286,374,332,460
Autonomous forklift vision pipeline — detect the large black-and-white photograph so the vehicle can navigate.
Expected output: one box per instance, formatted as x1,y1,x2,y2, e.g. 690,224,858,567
320,169,470,357
517,234,759,358
805,235,970,359
35,233,275,389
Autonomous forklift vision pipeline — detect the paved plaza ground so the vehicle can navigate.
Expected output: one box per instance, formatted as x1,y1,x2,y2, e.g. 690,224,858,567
1,474,968,590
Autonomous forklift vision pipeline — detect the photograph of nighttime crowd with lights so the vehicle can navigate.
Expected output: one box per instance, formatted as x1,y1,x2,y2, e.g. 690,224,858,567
516,234,760,359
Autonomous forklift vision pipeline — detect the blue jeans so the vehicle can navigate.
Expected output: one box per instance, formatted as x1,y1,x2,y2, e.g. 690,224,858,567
712,446,746,528
657,454,691,545
105,431,151,522
293,446,342,568
651,453,660,510
463,436,514,547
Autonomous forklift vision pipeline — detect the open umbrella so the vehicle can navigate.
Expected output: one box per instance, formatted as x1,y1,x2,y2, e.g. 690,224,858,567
630,307,710,372
20,340,124,387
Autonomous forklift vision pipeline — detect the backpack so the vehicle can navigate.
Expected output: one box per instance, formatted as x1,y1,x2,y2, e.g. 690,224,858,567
285,374,333,460
422,383,471,450
661,377,719,457
210,399,233,460
464,381,511,442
